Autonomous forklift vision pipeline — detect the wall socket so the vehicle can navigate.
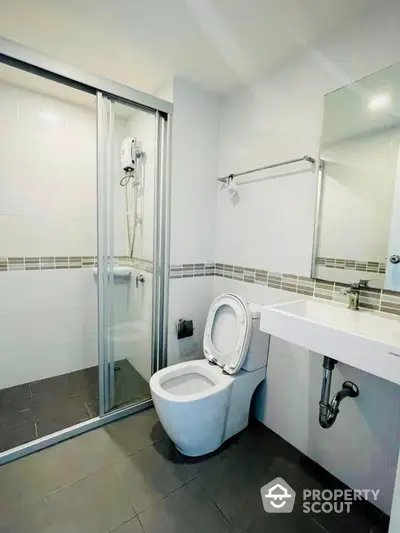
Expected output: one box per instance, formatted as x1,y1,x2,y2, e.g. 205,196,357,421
176,318,194,339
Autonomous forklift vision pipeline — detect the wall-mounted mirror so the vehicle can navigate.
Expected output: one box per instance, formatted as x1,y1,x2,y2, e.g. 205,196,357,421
312,62,400,291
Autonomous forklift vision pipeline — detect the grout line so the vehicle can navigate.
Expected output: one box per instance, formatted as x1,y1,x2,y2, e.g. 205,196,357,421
195,477,237,531
136,513,148,533
33,420,39,439
135,477,196,517
310,515,330,532
113,463,139,518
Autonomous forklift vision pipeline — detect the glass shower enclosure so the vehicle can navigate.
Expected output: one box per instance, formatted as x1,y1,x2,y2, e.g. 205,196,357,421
0,37,171,463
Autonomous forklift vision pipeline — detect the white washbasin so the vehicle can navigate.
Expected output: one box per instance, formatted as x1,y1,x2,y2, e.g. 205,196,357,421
260,299,400,385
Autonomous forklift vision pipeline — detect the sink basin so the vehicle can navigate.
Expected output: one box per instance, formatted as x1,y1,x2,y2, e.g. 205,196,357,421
260,299,400,385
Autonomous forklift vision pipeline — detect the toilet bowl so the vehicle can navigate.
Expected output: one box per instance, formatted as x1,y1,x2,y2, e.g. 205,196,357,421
150,293,270,456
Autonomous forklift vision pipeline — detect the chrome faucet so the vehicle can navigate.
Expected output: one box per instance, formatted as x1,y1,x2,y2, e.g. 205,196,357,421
346,279,368,310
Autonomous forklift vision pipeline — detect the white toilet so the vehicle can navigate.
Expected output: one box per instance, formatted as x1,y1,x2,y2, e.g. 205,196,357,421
150,293,269,457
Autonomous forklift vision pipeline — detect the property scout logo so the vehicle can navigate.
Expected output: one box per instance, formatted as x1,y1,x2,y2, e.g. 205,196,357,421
260,477,380,514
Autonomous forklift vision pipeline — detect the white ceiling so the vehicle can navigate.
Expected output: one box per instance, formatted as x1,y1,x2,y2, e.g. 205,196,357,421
0,0,375,98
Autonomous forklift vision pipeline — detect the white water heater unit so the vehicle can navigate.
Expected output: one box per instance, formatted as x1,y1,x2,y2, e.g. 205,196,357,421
121,137,136,172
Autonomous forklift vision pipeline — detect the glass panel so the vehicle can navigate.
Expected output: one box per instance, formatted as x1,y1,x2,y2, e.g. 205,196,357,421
0,63,99,452
100,97,155,413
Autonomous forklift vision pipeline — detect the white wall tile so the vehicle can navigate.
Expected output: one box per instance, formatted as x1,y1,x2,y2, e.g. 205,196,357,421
170,78,221,265
0,80,97,256
168,277,214,366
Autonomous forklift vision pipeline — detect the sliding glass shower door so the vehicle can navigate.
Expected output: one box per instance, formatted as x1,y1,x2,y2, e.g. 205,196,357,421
97,94,169,415
0,35,171,462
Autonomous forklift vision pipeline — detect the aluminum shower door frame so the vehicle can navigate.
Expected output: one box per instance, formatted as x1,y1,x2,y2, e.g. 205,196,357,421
0,37,172,464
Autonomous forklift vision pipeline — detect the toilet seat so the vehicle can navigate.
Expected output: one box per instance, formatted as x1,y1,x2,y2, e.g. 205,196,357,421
203,293,252,375
150,360,233,403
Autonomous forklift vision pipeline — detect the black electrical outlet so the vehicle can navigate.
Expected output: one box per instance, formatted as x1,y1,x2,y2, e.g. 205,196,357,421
176,319,194,339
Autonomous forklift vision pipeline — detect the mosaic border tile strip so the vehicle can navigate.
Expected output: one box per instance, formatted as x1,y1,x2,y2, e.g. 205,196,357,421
2,256,400,317
316,257,386,274
170,261,400,317
0,256,154,273
213,262,400,316
0,256,98,271
170,263,215,278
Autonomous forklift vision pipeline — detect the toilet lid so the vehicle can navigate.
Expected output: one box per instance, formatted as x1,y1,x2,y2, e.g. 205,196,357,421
203,293,252,375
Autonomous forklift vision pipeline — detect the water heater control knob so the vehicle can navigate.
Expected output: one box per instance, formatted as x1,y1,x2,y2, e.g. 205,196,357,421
390,255,400,264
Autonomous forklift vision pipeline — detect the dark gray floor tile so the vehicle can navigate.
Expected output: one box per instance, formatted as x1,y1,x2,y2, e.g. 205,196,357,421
0,382,31,403
195,441,273,531
371,514,390,532
0,420,136,510
237,419,302,464
244,503,327,533
85,399,100,417
280,456,382,533
73,365,100,390
116,439,194,513
34,395,91,437
109,517,145,533
181,436,244,479
0,429,128,511
0,421,36,452
235,423,383,533
32,391,87,420
311,499,382,533
0,498,50,533
30,372,80,397
44,466,135,533
106,408,166,456
35,412,91,437
113,360,150,409
79,382,100,402
139,479,233,533
114,380,149,408
0,399,34,430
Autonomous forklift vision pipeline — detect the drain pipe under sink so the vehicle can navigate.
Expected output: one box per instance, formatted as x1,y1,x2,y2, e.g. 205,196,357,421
319,356,360,429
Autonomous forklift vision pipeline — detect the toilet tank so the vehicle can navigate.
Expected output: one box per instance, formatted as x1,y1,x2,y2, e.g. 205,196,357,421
242,302,270,371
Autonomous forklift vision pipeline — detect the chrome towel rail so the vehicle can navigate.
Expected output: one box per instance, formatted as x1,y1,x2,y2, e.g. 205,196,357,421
217,155,315,183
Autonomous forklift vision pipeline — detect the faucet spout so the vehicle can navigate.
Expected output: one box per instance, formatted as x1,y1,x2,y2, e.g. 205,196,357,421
346,279,369,310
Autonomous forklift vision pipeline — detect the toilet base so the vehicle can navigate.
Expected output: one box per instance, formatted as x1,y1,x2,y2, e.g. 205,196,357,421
172,366,266,457
175,441,222,457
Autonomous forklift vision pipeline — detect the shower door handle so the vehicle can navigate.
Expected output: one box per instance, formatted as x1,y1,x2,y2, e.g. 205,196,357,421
136,274,145,288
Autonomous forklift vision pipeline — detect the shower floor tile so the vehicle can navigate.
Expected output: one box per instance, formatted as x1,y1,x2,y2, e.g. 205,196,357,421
0,421,37,452
0,359,150,452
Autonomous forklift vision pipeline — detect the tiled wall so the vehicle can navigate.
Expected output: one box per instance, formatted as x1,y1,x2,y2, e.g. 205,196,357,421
0,256,97,271
170,263,215,278
0,256,153,273
169,261,400,316
316,257,386,274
